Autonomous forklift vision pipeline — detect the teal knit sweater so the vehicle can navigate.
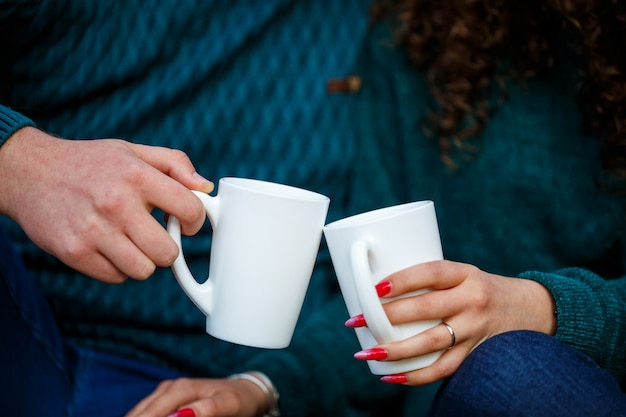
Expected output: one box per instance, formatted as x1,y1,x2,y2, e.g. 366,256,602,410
353,24,626,385
1,1,625,416
1,2,411,416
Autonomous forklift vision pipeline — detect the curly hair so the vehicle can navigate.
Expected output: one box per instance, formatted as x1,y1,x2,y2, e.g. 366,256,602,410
374,0,626,194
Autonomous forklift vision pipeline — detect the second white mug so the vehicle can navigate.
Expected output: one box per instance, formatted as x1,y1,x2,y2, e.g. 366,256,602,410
323,201,444,375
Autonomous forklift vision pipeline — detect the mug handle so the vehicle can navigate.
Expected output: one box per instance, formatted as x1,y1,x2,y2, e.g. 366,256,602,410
350,239,398,344
166,190,220,315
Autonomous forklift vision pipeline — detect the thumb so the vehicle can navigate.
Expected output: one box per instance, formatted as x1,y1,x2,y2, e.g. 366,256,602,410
128,143,214,193
188,171,215,194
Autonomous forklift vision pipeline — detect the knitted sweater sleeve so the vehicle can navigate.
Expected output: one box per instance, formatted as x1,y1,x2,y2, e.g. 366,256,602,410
519,268,626,382
0,105,36,147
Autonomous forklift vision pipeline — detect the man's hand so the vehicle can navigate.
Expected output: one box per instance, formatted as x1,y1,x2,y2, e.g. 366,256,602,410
0,127,214,283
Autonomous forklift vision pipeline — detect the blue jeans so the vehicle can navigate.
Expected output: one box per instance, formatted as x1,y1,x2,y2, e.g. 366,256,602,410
0,228,181,417
428,330,626,417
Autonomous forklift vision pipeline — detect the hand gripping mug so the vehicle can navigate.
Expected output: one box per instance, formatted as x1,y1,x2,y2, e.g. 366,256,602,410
167,177,330,349
323,201,444,374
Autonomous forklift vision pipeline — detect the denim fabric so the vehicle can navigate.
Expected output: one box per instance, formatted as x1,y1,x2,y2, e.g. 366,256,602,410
0,227,71,416
428,330,626,417
67,347,181,417
0,228,181,417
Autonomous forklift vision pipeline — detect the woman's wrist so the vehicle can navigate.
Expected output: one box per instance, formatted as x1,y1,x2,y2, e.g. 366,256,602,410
514,278,558,335
228,371,280,417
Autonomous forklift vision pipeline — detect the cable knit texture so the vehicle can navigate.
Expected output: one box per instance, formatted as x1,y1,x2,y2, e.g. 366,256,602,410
0,2,410,416
1,1,625,416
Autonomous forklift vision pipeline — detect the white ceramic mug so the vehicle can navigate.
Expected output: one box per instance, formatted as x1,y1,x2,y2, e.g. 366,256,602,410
167,177,330,349
323,201,444,375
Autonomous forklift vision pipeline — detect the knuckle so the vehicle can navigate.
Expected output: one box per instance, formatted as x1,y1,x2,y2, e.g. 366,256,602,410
427,259,447,276
169,149,192,165
423,332,443,351
170,377,193,389
186,200,207,224
60,234,92,264
156,242,179,267
157,379,175,390
179,205,207,234
473,289,490,310
418,295,436,312
433,362,455,380
124,161,149,187
93,190,126,215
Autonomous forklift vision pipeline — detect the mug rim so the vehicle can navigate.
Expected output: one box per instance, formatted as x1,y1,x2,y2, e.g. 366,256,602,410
323,200,433,230
221,177,329,202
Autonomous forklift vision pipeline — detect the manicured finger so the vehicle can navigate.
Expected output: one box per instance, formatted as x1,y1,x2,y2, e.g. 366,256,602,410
176,390,241,417
126,378,198,417
381,321,462,361
403,343,471,385
380,343,471,386
381,287,465,324
384,260,476,295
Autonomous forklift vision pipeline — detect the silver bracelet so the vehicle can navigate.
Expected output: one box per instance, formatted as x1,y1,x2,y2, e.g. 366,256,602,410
228,371,280,417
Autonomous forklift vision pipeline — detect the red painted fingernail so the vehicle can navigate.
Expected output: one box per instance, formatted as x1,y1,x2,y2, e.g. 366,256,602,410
167,408,196,417
345,314,367,328
375,281,392,297
354,347,388,360
380,374,408,384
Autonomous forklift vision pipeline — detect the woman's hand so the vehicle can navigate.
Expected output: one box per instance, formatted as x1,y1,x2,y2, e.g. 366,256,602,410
347,260,557,386
0,127,214,283
125,377,268,417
